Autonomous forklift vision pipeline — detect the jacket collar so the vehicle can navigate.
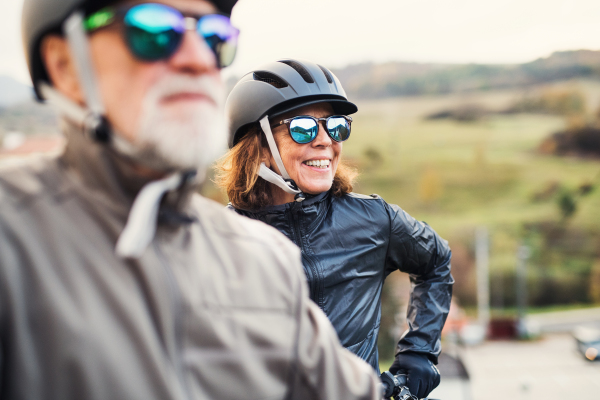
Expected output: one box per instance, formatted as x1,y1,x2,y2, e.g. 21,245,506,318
237,190,330,215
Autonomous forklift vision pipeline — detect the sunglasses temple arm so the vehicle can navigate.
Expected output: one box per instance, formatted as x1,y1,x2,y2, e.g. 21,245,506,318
259,116,293,180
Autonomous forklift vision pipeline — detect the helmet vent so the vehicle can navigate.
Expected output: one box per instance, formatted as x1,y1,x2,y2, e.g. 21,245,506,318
253,71,288,89
279,60,315,84
318,65,334,84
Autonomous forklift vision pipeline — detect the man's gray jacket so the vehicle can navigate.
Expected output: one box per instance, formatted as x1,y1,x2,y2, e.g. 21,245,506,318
0,123,379,400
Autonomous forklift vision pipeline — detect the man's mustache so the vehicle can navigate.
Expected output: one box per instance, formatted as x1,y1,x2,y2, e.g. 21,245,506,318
148,75,224,107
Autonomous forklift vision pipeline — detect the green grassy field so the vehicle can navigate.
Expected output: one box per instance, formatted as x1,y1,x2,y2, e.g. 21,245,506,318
344,89,600,278
341,85,600,359
203,82,600,308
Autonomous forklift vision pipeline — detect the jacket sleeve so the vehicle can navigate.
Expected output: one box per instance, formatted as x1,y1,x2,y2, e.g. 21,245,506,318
288,253,380,400
383,202,453,364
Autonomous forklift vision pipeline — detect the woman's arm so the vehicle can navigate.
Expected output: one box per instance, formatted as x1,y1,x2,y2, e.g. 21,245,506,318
384,202,453,360
383,202,453,398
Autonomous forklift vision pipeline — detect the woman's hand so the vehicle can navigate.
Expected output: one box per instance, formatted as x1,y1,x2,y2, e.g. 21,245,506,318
389,352,440,399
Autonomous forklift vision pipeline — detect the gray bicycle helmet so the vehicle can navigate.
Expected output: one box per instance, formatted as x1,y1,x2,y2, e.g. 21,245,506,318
226,59,357,148
225,59,357,201
22,0,238,100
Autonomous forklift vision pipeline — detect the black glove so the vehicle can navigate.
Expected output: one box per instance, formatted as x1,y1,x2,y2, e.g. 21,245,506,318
389,352,440,399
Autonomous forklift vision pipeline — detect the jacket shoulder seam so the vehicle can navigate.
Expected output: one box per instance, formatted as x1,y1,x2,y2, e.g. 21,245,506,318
346,192,381,200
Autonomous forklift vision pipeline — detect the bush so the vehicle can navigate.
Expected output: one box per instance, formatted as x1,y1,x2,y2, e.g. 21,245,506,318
504,88,587,116
539,126,600,158
425,104,488,122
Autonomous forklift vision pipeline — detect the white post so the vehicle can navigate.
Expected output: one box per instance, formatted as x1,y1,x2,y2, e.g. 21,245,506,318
475,227,490,333
516,244,530,338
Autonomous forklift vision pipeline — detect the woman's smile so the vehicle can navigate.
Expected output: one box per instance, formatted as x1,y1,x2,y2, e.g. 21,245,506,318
303,158,331,169
270,103,342,197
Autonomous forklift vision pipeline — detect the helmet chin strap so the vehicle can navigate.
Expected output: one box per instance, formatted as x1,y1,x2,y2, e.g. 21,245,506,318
46,11,187,259
39,82,139,160
53,11,168,164
258,116,305,201
63,11,110,142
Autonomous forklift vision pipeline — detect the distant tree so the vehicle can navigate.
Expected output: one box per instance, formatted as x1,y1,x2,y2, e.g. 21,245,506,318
557,189,577,221
555,183,595,222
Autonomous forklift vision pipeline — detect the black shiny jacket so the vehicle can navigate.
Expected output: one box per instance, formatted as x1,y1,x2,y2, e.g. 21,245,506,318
231,191,453,371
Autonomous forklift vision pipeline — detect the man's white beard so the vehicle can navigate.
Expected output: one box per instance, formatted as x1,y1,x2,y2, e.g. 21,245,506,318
131,74,227,175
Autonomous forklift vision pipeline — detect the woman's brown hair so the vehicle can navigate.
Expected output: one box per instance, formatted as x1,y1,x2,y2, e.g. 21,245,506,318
214,124,357,210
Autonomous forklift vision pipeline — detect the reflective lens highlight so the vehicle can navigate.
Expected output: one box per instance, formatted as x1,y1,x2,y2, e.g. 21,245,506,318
86,3,239,67
290,118,319,144
286,116,352,144
327,117,351,142
125,4,184,61
197,14,239,68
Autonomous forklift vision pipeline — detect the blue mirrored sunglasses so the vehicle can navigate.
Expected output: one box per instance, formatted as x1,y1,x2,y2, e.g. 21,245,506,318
84,3,239,67
273,115,352,144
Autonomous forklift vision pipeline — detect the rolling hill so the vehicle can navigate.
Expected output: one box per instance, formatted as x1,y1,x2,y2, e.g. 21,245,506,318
332,50,600,99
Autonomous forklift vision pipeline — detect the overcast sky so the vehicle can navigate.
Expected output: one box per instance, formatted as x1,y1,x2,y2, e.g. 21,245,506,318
2,0,600,85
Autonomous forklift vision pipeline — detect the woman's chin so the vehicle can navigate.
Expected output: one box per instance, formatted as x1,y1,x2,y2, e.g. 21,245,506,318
298,181,333,195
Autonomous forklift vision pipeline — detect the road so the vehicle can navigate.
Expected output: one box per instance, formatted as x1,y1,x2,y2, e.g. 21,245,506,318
525,307,600,333
432,333,600,400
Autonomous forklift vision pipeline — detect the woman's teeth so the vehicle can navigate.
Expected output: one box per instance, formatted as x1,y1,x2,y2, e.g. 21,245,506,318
304,159,330,168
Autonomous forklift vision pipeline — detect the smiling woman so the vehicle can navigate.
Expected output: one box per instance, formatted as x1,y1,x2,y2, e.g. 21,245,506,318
216,119,356,209
216,101,356,209
216,59,454,400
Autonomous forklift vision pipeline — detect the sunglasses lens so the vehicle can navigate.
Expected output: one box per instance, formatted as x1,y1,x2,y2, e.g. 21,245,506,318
197,14,239,68
289,118,318,144
124,4,184,61
327,117,351,142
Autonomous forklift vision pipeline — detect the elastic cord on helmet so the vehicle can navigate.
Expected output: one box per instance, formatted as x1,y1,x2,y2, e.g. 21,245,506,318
42,11,149,158
257,116,305,201
40,82,140,158
258,163,301,193
259,116,291,180
63,10,108,141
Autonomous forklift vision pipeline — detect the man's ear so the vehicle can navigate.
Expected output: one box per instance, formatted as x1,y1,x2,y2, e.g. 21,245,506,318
40,35,85,104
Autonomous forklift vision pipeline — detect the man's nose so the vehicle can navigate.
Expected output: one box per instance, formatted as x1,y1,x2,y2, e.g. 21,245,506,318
312,121,333,147
168,29,218,74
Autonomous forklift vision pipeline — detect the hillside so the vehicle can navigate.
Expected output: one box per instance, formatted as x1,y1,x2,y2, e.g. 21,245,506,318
3,49,600,108
332,50,600,99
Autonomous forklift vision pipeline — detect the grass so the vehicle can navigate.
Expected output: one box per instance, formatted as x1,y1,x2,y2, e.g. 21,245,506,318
342,86,600,312
343,91,600,255
379,359,395,373
202,81,600,308
462,303,600,318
